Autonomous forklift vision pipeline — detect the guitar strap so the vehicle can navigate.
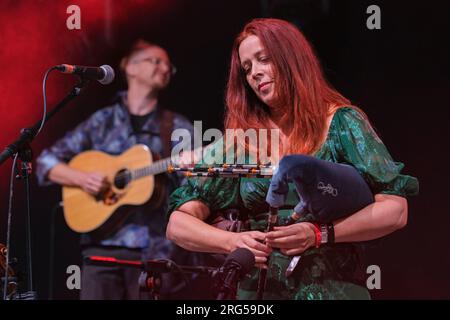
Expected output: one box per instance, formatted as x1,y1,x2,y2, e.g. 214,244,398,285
158,108,174,159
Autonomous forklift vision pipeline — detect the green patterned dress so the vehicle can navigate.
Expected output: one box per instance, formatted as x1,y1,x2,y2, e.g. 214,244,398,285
168,107,419,300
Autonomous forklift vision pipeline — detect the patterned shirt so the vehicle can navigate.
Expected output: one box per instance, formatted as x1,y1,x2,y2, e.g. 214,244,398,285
36,92,194,257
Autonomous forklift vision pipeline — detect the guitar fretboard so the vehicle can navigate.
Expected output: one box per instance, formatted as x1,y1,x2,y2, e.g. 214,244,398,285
131,157,173,180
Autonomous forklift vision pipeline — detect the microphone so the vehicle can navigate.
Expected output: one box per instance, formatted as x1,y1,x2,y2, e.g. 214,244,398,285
56,64,115,84
216,248,255,300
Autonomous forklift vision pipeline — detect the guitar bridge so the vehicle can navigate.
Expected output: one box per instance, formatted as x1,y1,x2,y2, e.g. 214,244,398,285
97,189,122,205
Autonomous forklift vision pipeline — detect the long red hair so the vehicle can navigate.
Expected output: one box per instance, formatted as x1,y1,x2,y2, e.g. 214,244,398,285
225,18,354,156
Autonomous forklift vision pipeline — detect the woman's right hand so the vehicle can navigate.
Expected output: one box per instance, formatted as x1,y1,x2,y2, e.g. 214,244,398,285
229,231,272,267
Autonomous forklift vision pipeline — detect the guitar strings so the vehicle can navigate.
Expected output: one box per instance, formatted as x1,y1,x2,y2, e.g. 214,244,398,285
112,158,172,185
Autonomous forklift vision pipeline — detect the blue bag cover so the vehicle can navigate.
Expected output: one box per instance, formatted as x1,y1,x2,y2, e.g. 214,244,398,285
266,154,374,223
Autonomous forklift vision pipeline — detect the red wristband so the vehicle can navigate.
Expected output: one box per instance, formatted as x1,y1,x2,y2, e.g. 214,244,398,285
312,223,321,248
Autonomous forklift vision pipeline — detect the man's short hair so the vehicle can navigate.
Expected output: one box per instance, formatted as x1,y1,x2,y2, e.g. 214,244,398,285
120,39,158,73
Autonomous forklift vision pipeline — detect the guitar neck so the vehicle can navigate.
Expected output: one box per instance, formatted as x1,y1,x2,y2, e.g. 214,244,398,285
131,146,205,180
132,157,172,180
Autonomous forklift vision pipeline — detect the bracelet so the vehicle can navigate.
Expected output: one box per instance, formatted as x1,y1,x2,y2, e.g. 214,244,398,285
312,223,335,248
312,223,322,248
318,223,335,245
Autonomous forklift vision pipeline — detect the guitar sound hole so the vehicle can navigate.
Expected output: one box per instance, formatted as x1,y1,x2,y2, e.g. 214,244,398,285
114,169,132,189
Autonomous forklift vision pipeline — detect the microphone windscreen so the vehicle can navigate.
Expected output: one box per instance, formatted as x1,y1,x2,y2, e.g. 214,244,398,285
225,248,255,276
99,65,115,84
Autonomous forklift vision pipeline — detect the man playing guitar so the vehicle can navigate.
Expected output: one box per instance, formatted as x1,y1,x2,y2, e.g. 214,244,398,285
36,39,195,300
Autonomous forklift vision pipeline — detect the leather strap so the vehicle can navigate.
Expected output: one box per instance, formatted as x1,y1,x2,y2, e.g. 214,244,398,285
157,108,174,159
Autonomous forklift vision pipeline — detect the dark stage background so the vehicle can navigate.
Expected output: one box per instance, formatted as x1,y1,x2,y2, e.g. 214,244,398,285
0,0,449,299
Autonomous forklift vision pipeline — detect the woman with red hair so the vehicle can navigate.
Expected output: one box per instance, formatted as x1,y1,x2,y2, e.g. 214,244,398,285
167,18,418,299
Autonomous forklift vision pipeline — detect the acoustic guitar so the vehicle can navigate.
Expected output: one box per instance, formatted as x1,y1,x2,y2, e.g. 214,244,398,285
62,144,177,233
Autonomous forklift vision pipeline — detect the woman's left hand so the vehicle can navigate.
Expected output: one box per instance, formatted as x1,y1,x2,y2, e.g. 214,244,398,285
265,222,316,255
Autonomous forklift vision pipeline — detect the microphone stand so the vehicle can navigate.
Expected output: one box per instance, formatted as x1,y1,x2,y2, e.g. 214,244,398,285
215,261,241,300
0,78,89,165
85,256,218,300
0,77,89,300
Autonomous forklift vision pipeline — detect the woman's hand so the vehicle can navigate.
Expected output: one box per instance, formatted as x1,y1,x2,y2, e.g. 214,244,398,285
265,222,316,256
229,231,272,266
